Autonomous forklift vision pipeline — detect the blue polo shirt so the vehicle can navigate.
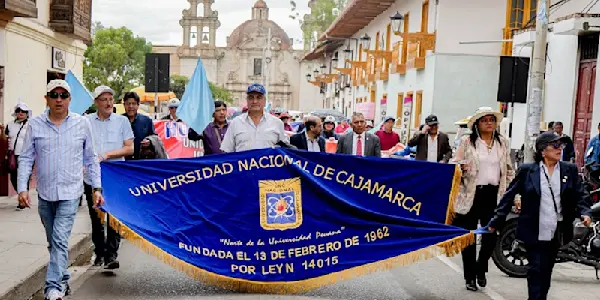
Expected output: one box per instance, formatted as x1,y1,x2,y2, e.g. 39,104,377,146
123,113,155,160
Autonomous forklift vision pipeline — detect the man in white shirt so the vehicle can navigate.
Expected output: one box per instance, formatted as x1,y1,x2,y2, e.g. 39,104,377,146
408,115,452,163
221,84,290,152
336,112,381,157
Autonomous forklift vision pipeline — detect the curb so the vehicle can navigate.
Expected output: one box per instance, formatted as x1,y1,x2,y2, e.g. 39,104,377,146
0,234,94,300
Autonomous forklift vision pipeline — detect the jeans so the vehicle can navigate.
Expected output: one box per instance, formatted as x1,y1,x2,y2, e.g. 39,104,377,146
38,197,79,295
84,183,121,260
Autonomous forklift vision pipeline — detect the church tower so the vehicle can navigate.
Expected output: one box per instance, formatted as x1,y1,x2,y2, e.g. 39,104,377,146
252,0,269,20
179,0,220,49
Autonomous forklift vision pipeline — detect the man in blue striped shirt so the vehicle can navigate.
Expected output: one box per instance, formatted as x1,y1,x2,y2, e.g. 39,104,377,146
17,80,103,300
85,85,134,270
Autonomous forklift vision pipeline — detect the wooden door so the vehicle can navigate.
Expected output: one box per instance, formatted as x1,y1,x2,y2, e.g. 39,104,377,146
573,61,596,168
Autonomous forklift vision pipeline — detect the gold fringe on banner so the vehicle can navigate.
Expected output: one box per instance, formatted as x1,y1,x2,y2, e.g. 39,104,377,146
445,164,462,225
104,215,474,294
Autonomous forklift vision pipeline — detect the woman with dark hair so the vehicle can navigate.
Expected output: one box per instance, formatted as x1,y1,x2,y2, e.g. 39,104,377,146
451,107,515,291
488,131,592,300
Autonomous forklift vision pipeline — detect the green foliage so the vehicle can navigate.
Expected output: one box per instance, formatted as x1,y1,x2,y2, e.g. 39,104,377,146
170,75,233,105
170,75,189,99
290,0,348,49
83,26,152,101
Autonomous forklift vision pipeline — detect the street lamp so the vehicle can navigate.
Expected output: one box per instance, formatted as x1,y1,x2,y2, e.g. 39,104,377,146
360,33,371,49
390,11,404,34
314,69,319,76
306,74,312,81
332,52,339,62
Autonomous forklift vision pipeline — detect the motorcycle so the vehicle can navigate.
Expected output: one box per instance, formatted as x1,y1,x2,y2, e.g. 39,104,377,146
491,163,600,279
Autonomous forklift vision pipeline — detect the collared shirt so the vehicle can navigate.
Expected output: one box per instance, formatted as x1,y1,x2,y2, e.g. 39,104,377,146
305,132,321,152
352,132,366,156
85,113,134,184
202,121,228,155
220,113,289,152
5,119,28,155
539,162,562,241
375,130,400,151
427,134,439,162
17,111,101,201
476,139,501,186
123,113,155,160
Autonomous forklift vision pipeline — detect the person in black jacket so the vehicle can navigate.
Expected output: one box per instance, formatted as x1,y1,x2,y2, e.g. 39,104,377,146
552,121,575,162
290,116,325,152
488,131,592,300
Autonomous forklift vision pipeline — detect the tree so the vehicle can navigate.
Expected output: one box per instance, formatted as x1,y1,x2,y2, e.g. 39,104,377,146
169,75,233,105
290,0,348,50
83,26,152,101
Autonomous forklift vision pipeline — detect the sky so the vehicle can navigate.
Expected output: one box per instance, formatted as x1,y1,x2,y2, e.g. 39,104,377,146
92,0,311,49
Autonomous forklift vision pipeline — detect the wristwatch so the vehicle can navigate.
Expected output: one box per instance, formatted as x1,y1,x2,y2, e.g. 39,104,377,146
93,187,103,193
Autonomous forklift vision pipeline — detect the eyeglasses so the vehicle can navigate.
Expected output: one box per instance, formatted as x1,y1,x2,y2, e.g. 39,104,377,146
47,92,70,99
549,142,565,150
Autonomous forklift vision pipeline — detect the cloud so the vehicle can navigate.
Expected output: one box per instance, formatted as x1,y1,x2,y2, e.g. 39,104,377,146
92,0,310,48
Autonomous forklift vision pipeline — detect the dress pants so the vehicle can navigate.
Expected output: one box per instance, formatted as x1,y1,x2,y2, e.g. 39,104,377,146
84,183,121,260
453,185,499,281
525,240,559,300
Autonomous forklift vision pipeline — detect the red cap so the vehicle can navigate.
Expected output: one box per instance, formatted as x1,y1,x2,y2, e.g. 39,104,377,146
279,113,291,119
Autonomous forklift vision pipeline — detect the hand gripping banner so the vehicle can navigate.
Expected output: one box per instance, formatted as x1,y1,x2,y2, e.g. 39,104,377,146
99,148,472,293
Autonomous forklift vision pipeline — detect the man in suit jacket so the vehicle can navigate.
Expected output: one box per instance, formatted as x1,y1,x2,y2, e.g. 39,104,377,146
336,112,381,157
408,114,452,162
290,116,326,152
488,131,592,300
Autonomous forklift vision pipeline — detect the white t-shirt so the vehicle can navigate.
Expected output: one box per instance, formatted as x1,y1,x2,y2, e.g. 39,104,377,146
6,120,28,155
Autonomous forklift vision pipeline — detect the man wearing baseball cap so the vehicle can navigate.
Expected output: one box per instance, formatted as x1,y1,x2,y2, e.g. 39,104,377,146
488,131,592,300
221,83,291,152
85,86,134,270
17,80,104,300
408,114,452,163
375,116,400,151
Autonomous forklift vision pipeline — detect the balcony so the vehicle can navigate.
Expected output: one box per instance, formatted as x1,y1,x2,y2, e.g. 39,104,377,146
0,0,38,21
396,32,436,71
49,0,93,43
406,57,425,70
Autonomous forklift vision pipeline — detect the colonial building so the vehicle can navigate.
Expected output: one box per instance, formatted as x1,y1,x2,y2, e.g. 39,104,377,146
303,0,600,167
153,0,306,110
0,0,91,195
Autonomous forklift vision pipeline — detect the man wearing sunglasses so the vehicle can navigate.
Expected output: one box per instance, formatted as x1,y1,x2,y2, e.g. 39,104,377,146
85,86,134,270
17,80,104,300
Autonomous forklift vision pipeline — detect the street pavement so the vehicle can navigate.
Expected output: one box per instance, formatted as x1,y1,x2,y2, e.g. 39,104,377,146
70,241,600,300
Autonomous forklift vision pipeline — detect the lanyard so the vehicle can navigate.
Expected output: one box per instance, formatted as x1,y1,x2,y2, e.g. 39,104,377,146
541,165,560,215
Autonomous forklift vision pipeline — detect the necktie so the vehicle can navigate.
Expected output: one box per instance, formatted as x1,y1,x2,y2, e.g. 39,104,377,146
357,135,363,156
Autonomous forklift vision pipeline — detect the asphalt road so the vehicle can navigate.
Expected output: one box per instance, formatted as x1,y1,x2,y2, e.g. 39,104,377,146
68,241,600,300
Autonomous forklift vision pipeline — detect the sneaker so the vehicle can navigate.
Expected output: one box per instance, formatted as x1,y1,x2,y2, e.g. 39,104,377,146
16,205,25,211
45,289,64,300
104,258,120,270
64,283,71,296
93,256,103,267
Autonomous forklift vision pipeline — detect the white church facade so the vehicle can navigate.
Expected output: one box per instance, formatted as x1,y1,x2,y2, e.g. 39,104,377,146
153,0,307,110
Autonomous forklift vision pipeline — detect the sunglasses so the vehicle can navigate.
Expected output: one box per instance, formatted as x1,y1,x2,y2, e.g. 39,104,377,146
47,92,70,99
549,142,565,150
14,109,25,113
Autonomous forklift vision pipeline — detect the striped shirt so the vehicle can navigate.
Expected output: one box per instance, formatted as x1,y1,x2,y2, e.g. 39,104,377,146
17,111,101,201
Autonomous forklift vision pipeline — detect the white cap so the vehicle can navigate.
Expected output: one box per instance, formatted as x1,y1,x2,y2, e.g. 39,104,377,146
168,98,180,108
324,116,336,123
93,85,115,99
47,80,71,93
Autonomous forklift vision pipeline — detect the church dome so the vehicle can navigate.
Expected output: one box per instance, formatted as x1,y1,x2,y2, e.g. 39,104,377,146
254,0,267,8
227,20,292,50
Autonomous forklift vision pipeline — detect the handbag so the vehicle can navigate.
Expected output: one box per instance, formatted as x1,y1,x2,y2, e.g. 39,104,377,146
6,122,25,172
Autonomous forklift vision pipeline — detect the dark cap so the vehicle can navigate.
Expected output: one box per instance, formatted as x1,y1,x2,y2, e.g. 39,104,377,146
536,131,570,151
425,115,439,126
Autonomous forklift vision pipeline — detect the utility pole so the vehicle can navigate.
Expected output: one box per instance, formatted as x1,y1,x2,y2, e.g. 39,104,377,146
523,0,549,163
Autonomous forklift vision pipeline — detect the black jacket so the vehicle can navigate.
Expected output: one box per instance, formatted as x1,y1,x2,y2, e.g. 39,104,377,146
488,162,591,244
290,132,326,152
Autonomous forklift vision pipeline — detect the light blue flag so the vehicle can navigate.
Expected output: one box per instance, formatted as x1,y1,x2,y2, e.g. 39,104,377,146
177,59,215,133
65,70,93,114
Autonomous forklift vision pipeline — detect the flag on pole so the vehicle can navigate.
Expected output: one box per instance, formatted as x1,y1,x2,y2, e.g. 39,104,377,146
65,70,93,114
177,59,215,133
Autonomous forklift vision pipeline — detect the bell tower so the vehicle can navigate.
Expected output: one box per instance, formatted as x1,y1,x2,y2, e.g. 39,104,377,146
180,0,220,49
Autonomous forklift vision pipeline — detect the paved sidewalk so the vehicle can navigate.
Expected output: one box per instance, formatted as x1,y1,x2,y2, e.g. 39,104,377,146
0,192,92,300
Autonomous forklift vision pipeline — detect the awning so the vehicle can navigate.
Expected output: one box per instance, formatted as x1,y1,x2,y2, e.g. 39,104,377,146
131,86,177,103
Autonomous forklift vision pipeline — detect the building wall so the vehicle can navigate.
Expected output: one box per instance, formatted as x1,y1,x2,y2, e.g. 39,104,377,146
435,0,507,55
0,14,86,124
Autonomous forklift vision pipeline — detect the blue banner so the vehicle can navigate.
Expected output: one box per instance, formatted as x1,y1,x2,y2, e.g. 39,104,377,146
100,149,471,293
